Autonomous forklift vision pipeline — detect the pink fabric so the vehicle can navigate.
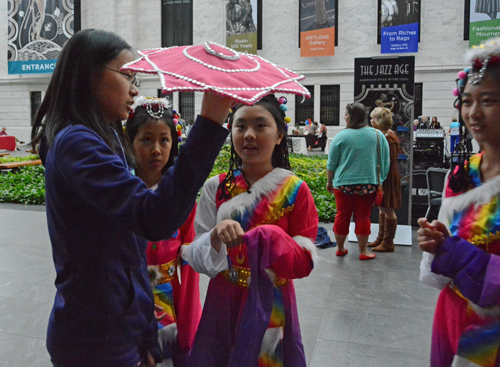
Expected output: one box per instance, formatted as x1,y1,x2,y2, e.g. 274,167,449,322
333,189,375,236
227,225,313,367
188,174,318,367
122,44,311,105
431,287,468,367
146,206,201,360
430,153,500,366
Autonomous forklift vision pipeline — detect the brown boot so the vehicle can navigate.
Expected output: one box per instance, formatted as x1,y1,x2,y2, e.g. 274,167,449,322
373,218,397,252
368,213,385,247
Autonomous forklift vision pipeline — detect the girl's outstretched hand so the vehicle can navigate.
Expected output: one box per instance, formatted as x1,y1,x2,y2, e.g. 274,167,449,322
200,91,238,125
211,219,245,252
417,218,449,254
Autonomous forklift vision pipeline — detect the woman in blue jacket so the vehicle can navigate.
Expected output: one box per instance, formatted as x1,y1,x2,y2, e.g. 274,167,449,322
31,29,234,367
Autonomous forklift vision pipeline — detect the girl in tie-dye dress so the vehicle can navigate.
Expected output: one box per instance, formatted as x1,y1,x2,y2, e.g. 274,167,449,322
182,94,318,367
418,38,500,367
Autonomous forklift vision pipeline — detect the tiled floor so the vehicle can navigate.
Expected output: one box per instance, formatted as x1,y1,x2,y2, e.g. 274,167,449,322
0,202,439,366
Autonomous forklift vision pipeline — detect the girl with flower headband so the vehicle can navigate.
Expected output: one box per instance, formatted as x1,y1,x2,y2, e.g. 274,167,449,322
418,37,500,366
182,94,318,367
30,29,234,367
125,97,201,367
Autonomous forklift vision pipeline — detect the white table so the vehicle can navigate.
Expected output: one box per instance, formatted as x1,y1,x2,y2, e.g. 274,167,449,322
324,138,334,153
290,137,308,155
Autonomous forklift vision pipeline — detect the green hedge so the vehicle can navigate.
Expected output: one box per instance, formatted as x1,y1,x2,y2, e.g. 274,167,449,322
290,153,336,222
0,155,40,163
0,148,336,221
0,165,46,205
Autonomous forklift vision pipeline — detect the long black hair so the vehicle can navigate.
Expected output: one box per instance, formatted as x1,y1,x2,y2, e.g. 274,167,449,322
31,29,132,154
125,105,178,174
218,94,291,200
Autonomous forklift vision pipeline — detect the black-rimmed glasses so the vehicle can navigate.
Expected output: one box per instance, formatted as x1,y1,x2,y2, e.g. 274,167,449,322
103,66,140,88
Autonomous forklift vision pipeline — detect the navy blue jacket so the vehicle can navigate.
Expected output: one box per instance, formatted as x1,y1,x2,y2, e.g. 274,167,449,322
43,116,228,366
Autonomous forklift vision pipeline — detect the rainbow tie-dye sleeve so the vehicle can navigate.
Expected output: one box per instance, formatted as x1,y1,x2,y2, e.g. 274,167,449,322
153,282,176,328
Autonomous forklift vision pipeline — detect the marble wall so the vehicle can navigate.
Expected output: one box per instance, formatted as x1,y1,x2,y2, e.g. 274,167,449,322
0,0,471,140
196,0,468,130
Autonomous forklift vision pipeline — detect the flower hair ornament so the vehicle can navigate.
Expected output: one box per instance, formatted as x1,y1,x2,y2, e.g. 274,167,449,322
278,96,292,128
129,96,182,142
172,109,183,142
130,96,172,119
453,37,500,102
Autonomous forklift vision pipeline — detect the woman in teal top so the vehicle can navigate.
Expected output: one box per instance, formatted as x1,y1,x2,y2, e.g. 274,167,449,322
326,103,389,260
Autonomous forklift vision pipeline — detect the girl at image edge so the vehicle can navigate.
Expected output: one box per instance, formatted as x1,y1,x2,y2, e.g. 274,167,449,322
418,37,500,366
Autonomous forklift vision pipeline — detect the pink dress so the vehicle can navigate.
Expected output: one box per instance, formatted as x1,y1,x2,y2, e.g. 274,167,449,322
183,168,318,367
420,153,500,366
146,205,201,366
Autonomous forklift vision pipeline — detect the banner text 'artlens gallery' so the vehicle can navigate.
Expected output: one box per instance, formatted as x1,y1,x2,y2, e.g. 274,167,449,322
8,0,75,75
300,0,336,57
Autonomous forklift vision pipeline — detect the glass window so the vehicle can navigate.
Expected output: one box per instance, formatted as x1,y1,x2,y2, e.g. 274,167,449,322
295,85,314,126
74,0,81,32
30,91,42,126
162,0,193,47
320,85,340,126
464,0,470,41
414,83,423,119
179,91,195,125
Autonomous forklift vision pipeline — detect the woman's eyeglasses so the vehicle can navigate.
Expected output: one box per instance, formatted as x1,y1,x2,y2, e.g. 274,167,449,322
103,66,140,88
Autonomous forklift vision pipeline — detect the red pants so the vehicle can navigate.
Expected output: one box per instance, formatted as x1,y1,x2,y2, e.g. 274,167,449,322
333,189,375,236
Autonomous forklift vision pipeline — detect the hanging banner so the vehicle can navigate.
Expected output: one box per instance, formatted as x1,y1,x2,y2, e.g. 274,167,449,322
354,56,415,225
8,0,75,75
469,0,500,47
226,0,258,55
381,22,419,54
299,0,336,57
378,0,420,47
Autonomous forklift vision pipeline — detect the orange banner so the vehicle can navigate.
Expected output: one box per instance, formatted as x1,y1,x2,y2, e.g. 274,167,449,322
300,27,335,57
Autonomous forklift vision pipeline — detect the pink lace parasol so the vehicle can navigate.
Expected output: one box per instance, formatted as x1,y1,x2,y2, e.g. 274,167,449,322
121,42,311,105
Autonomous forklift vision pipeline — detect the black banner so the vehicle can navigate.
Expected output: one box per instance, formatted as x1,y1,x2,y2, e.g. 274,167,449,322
354,56,415,225
354,56,415,126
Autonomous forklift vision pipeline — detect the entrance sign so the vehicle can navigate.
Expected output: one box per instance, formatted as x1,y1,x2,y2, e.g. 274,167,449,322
8,0,75,74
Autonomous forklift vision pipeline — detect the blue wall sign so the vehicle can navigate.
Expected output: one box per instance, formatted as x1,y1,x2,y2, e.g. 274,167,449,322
381,23,419,54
